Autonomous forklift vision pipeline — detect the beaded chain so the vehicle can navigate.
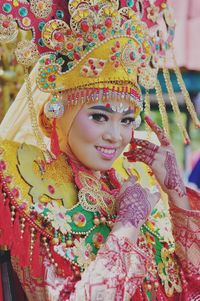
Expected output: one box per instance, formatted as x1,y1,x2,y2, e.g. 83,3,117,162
172,48,200,129
155,80,170,137
162,65,190,144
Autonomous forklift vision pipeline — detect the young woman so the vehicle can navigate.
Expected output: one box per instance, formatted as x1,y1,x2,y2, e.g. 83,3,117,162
0,0,199,300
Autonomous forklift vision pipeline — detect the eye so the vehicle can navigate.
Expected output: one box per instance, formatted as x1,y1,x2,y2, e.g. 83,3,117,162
121,117,135,126
89,113,109,122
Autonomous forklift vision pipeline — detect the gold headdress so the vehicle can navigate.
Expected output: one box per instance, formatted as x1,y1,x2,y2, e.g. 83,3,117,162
0,0,199,150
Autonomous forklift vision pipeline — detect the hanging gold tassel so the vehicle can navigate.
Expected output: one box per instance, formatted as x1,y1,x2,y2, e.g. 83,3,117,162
172,48,200,128
162,65,190,144
24,67,51,161
144,90,151,116
144,90,152,137
155,80,170,138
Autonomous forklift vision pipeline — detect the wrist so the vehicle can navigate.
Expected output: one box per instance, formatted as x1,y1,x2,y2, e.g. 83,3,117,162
112,222,140,244
168,191,191,210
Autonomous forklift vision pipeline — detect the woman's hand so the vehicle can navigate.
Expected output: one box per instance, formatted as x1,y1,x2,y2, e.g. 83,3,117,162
112,176,160,242
124,116,190,209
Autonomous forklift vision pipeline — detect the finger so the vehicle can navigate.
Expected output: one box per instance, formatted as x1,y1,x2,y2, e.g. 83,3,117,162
134,138,159,151
119,175,138,196
152,191,161,206
125,146,159,158
129,175,138,184
153,191,161,201
144,115,170,147
126,153,156,166
123,175,138,186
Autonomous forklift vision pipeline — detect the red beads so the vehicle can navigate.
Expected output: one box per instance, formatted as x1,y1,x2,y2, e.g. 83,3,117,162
48,75,56,82
0,160,6,170
116,41,120,48
88,59,94,65
45,58,51,65
99,60,105,67
66,42,73,50
80,21,89,32
2,21,9,28
114,61,120,68
11,188,20,198
55,45,61,51
48,185,55,194
105,17,112,28
111,55,116,61
54,31,65,42
87,35,93,42
82,68,88,73
74,52,81,60
126,28,131,35
66,29,72,36
129,51,135,61
98,32,105,41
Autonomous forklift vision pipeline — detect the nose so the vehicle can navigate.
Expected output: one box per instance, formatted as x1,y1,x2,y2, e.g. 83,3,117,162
102,123,122,143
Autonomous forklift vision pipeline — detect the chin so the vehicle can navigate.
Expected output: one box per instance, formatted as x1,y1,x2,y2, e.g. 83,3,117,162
84,159,115,172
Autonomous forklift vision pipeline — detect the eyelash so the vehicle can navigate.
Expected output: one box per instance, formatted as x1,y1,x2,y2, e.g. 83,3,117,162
89,113,108,122
121,117,135,125
89,113,135,125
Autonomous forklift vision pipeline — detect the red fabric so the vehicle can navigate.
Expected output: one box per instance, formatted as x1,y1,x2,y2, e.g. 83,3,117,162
13,271,28,301
11,212,22,258
0,265,3,301
30,233,43,278
186,186,200,210
20,224,30,268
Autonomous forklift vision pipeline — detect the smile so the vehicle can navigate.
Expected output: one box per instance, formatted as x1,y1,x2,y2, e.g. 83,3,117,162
95,146,117,159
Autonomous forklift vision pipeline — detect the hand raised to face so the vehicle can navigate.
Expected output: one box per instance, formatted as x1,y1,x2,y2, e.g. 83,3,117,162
115,176,160,230
124,116,189,208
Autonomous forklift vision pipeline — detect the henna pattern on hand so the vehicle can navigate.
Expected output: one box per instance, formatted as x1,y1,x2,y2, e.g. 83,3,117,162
125,145,159,166
144,116,170,147
116,184,151,228
164,151,187,197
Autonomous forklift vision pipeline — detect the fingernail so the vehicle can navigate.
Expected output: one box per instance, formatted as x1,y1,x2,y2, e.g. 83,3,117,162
130,175,138,183
123,151,132,156
144,115,152,122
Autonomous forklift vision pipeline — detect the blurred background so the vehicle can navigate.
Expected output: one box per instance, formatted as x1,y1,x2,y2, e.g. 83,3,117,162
0,0,199,189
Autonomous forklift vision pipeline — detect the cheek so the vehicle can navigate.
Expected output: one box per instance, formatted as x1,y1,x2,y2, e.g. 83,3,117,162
122,127,132,146
74,115,102,143
70,114,103,146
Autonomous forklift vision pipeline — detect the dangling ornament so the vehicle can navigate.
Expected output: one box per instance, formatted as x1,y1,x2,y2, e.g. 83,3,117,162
50,118,60,157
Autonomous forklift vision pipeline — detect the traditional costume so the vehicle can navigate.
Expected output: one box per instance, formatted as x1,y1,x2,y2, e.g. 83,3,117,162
0,0,199,300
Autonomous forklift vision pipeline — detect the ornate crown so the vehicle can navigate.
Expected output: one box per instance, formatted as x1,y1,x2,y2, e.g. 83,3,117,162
0,0,199,143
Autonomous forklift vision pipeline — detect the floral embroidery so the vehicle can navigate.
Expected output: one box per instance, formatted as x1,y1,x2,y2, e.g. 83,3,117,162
73,238,94,269
157,247,182,297
47,202,72,234
147,5,160,22
71,234,147,300
30,0,52,19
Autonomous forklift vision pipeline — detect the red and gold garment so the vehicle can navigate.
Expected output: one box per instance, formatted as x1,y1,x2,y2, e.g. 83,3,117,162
0,139,199,301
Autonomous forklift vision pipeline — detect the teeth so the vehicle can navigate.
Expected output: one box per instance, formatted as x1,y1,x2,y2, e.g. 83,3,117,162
96,146,116,155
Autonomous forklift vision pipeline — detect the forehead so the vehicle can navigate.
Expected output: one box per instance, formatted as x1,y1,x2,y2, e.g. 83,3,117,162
83,99,134,110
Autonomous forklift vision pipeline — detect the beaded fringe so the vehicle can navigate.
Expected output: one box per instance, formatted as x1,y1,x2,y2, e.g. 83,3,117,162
146,61,200,144
0,177,75,279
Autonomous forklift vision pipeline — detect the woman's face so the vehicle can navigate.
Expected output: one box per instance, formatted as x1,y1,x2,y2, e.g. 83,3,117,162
63,100,135,171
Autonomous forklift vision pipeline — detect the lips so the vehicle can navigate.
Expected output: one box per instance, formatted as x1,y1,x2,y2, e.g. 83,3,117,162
95,146,117,159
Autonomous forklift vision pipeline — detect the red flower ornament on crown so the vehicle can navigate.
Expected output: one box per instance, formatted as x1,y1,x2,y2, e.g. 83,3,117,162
0,13,18,42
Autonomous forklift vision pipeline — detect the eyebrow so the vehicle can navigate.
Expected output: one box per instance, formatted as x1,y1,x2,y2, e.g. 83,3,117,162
88,105,134,115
